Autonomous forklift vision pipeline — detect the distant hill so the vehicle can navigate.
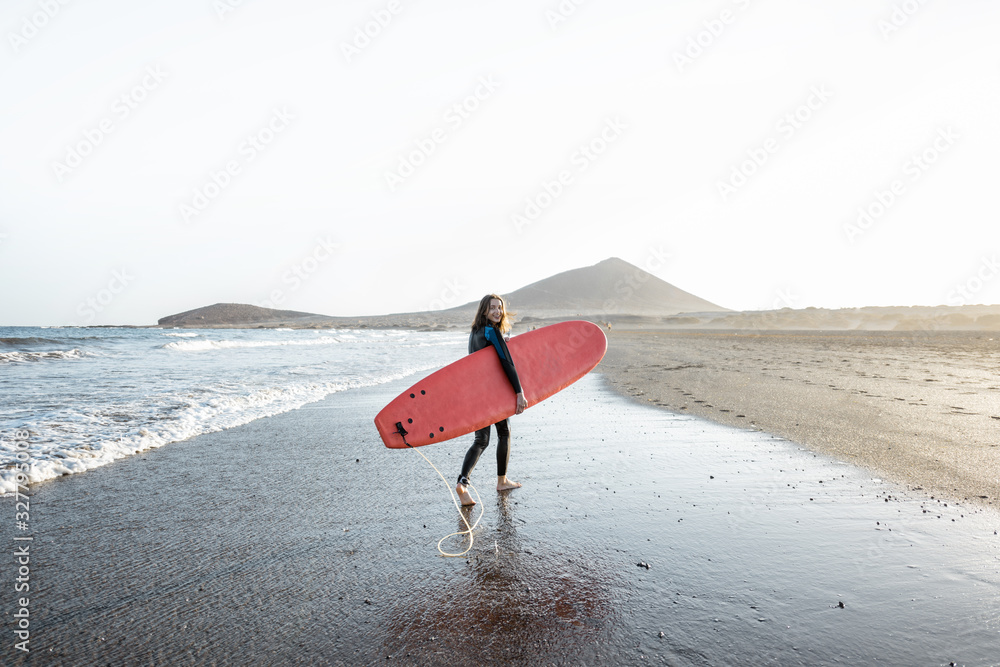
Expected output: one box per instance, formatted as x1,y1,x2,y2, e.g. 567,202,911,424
495,257,727,317
676,304,1000,331
157,258,726,328
156,302,458,330
154,260,1000,331
158,303,328,327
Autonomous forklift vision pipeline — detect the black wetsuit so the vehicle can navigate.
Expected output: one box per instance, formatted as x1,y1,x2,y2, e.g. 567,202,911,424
457,325,522,485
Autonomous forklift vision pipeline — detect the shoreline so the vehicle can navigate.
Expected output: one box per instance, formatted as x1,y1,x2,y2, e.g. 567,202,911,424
597,329,1000,510
15,298,1000,332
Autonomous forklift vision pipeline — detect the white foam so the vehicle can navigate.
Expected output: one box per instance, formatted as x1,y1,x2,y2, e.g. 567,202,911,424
0,348,91,364
0,327,467,496
0,363,441,495
161,336,345,352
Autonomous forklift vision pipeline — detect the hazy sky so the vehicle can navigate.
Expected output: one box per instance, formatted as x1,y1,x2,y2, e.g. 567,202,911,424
2,0,998,325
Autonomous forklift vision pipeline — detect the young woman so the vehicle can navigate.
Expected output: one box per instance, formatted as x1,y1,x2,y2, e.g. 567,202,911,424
455,294,527,506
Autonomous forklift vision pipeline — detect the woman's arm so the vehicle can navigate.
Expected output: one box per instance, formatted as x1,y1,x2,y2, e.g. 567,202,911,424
484,327,526,413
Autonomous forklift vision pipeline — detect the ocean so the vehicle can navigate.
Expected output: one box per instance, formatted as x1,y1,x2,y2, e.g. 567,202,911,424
0,326,467,495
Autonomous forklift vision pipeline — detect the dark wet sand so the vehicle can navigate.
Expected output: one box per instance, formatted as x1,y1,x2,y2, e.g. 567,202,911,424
3,372,999,665
599,329,1000,508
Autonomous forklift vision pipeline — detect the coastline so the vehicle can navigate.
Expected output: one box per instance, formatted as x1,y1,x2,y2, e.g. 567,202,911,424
598,329,1000,509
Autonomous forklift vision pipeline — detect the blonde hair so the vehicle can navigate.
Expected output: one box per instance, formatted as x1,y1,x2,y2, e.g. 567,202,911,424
471,294,514,335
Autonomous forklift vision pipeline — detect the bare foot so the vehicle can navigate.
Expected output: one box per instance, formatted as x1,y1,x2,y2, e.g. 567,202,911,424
456,483,476,506
497,475,522,492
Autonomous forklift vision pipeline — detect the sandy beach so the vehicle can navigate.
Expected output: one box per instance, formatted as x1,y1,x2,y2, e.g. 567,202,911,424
4,369,1000,665
599,329,1000,509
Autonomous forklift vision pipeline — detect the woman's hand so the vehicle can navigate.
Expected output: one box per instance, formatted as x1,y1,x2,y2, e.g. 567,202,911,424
515,392,527,415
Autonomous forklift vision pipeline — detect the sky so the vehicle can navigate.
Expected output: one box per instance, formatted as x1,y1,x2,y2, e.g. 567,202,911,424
1,0,999,326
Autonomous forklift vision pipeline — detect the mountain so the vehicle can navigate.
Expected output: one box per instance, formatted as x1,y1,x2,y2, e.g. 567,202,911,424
156,258,726,328
492,257,727,317
154,262,1000,330
157,303,328,327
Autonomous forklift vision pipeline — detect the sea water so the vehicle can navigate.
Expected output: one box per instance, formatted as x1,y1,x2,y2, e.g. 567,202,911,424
0,326,467,494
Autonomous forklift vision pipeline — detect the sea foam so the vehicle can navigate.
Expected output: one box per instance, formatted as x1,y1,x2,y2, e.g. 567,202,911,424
1,327,465,495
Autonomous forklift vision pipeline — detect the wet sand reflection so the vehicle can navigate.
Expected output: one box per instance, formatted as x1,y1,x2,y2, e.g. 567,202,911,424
379,494,620,665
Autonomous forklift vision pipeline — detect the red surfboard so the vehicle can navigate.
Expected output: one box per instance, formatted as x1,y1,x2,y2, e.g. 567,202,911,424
375,320,607,448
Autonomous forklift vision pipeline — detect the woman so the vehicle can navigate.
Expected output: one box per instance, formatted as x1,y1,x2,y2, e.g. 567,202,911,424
456,294,527,506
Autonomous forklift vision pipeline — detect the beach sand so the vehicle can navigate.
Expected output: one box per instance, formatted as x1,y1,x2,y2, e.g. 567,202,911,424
4,371,999,665
599,329,1000,509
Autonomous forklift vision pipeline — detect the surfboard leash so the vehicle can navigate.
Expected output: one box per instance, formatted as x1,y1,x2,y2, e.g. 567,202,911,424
395,422,483,558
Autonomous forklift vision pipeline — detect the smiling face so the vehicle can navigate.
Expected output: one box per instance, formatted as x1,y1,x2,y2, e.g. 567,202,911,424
487,298,503,324
472,293,510,333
